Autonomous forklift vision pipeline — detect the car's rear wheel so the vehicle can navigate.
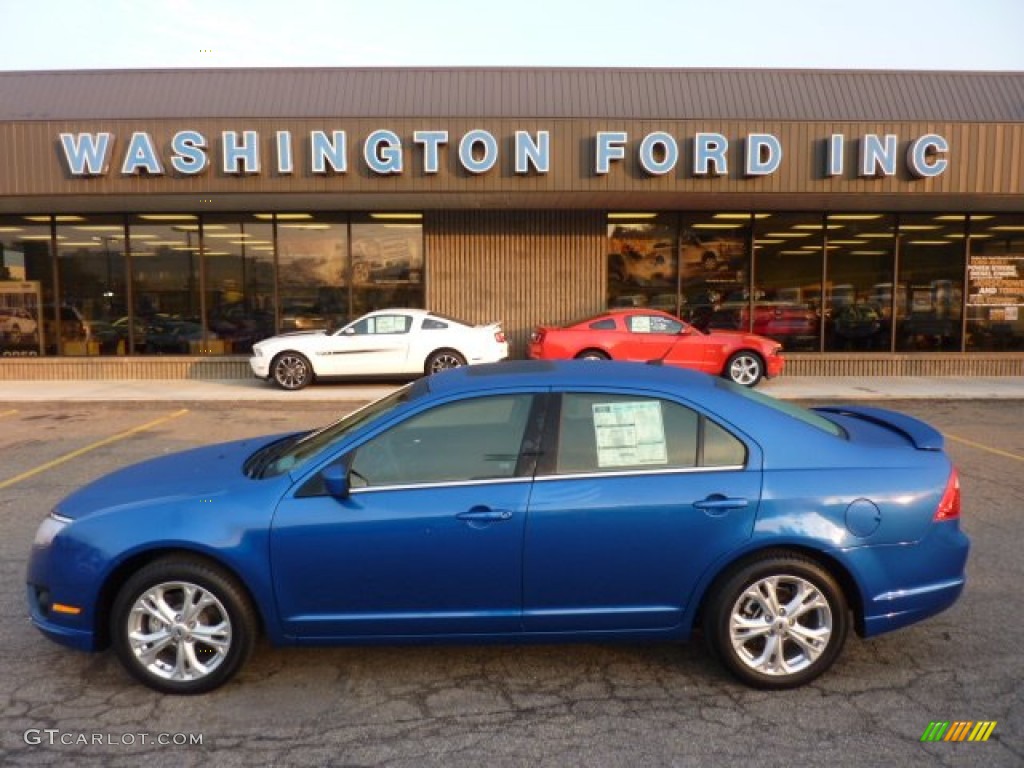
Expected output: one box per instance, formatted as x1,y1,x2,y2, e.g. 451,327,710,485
425,349,466,375
703,553,849,689
110,557,258,694
271,351,313,390
724,351,763,386
575,349,610,361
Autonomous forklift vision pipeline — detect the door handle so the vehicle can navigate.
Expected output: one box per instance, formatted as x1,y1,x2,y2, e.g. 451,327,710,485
456,507,513,522
692,495,749,514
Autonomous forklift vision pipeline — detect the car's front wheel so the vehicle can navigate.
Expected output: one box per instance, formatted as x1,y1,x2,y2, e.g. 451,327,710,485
271,351,313,390
425,349,466,375
110,556,258,694
703,553,849,689
724,351,764,387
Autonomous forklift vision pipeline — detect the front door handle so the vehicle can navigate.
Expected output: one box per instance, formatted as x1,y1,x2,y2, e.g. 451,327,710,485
456,507,513,522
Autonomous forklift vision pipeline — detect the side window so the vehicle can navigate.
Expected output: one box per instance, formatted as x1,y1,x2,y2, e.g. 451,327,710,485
422,318,449,330
627,315,682,334
703,418,747,466
349,394,535,487
589,318,616,330
552,393,745,475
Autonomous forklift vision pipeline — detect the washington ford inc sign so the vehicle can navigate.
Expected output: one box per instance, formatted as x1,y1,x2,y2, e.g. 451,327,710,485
58,129,950,180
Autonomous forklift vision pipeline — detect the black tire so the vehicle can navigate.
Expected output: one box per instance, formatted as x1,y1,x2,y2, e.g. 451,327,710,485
425,349,466,375
723,350,764,387
271,351,313,390
703,552,849,689
574,349,610,361
110,556,258,694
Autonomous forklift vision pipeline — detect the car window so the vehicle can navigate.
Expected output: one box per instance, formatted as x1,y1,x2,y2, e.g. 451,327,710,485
350,314,412,335
551,393,745,475
422,318,449,330
627,315,682,334
349,394,535,487
589,318,616,330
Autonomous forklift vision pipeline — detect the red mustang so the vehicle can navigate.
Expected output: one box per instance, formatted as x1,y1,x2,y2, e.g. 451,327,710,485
527,309,784,386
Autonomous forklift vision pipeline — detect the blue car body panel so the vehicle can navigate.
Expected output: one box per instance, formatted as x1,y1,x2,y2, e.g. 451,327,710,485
27,360,969,662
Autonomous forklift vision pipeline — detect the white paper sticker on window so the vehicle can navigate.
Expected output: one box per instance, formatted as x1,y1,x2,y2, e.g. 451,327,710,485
375,315,404,334
631,316,652,333
592,401,668,467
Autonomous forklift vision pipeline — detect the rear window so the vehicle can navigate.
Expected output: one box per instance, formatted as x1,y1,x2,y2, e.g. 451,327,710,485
716,379,846,438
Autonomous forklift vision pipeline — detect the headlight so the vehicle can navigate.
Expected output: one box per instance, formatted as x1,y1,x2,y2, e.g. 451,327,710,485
34,512,71,547
252,348,263,357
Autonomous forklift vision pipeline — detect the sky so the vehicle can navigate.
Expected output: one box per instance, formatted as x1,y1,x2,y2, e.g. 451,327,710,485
0,0,1023,72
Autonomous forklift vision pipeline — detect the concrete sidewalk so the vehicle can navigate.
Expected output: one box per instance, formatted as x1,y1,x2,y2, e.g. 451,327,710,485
1,375,1023,403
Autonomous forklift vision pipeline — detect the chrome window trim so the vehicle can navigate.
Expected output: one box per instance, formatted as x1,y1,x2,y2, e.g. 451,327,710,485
349,475,534,494
535,464,745,483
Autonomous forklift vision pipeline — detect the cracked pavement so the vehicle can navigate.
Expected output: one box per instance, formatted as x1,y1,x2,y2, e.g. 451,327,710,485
0,400,1021,767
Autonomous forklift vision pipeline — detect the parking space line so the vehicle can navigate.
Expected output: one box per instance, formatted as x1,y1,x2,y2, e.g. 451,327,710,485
0,409,189,490
946,433,1024,463
0,409,17,418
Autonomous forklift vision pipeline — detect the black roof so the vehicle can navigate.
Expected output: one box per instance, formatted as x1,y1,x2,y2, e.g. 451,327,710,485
1,67,1023,122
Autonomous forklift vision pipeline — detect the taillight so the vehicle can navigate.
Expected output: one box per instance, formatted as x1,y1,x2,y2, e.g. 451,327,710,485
495,330,507,343
933,467,961,521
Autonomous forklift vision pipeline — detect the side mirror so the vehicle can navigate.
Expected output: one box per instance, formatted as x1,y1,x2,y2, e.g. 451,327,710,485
343,327,356,336
322,463,350,499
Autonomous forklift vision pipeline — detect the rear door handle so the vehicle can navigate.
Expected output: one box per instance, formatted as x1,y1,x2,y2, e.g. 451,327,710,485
456,507,513,522
693,496,749,514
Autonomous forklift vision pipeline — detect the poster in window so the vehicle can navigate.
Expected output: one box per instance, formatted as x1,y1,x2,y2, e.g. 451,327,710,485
0,280,43,356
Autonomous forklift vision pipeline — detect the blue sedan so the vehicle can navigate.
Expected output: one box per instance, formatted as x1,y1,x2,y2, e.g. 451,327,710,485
27,361,969,694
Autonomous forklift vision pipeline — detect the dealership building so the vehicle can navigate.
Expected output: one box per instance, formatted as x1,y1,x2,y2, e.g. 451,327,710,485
1,67,1023,379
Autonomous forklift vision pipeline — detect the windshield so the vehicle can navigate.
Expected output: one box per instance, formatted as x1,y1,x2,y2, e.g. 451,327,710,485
252,381,427,478
716,379,846,438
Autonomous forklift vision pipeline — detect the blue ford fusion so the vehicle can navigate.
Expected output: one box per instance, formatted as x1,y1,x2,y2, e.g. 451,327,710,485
27,361,968,694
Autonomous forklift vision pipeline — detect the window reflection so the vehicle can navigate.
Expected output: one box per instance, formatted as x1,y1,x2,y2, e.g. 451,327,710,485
56,215,127,356
824,215,895,351
351,217,424,316
896,214,965,352
129,215,202,355
607,215,678,312
680,213,751,331
966,213,1024,351
751,214,823,351
203,215,275,354
276,215,348,332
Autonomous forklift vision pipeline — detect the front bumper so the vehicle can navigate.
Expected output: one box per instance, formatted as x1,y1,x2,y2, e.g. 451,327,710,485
249,354,271,378
26,583,98,652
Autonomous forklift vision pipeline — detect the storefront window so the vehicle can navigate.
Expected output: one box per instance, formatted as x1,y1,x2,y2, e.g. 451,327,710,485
0,216,53,357
607,214,678,313
966,213,1024,351
129,215,203,355
824,214,896,351
203,215,275,354
895,214,965,352
680,213,751,330
55,215,127,356
351,215,424,317
751,214,823,351
276,214,348,332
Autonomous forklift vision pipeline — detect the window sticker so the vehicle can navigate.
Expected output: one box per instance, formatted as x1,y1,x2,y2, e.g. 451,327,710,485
592,401,668,467
375,315,405,334
630,316,652,333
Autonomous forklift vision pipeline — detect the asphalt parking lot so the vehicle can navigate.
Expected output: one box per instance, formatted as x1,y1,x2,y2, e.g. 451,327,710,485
0,398,1021,767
